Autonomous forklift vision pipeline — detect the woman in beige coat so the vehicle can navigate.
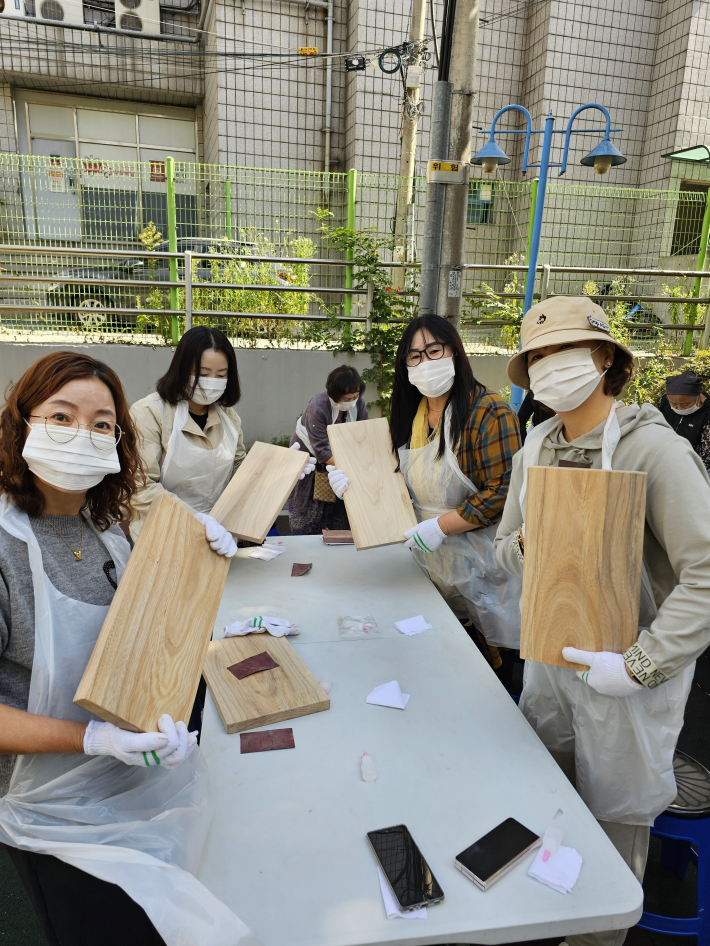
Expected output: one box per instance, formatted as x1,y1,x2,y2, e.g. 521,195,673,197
129,326,246,541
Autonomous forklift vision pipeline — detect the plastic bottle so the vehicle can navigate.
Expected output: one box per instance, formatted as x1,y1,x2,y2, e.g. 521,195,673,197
361,752,377,782
319,675,331,695
541,826,564,862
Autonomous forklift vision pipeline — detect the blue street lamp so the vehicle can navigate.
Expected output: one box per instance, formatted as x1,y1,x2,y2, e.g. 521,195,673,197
471,103,626,412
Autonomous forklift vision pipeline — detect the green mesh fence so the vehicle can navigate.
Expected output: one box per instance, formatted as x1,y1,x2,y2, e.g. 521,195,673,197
0,152,708,352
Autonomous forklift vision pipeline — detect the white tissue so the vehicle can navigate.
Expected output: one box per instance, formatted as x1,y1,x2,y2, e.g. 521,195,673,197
249,547,284,561
366,680,410,710
394,615,432,636
377,868,427,919
528,845,583,894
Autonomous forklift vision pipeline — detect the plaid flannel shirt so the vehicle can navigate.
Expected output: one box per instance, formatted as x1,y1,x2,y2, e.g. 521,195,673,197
455,388,521,526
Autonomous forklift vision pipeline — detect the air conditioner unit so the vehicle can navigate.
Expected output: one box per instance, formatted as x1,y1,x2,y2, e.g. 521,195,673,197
113,0,160,33
35,0,85,23
0,0,26,16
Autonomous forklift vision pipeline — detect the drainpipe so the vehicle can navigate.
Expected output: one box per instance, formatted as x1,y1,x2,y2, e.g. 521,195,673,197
323,0,334,183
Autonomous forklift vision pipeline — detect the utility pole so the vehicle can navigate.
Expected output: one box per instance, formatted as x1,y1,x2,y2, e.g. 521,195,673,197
419,0,479,322
436,0,479,323
392,0,428,290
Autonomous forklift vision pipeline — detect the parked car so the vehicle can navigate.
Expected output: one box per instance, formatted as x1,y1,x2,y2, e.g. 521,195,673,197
45,237,291,326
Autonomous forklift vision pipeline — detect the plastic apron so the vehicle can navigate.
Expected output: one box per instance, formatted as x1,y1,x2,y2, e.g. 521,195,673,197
0,497,259,946
295,399,357,455
160,399,238,514
398,408,522,648
518,403,695,825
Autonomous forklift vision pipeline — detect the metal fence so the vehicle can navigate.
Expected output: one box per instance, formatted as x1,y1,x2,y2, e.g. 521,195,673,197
1,151,709,350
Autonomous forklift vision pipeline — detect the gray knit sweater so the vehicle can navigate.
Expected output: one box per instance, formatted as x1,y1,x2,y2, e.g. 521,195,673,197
0,514,129,796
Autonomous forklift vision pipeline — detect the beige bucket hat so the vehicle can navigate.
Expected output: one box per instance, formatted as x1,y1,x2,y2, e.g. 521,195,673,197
506,296,633,390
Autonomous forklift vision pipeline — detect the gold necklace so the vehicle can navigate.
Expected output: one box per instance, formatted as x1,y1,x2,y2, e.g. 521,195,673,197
42,514,84,562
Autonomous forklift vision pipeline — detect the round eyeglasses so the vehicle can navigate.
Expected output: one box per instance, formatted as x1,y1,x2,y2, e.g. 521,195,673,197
28,413,122,451
405,342,447,368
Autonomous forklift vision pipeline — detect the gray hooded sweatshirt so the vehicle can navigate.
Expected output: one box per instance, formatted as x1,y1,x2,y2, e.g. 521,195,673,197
494,403,710,684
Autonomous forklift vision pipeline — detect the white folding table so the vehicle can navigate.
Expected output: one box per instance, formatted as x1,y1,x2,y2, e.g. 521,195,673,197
197,536,643,946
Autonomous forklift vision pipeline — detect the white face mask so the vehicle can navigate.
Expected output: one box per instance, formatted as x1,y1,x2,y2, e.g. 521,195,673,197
330,397,358,412
407,356,456,398
670,399,701,416
23,425,121,492
189,375,228,406
528,345,606,413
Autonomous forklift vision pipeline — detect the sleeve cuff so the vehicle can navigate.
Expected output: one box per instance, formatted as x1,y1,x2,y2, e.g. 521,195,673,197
622,642,669,689
456,502,492,527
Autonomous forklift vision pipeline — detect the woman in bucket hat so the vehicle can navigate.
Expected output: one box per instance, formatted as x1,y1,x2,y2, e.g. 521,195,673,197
495,296,710,946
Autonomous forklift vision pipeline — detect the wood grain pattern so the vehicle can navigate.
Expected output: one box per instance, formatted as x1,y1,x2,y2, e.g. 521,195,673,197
520,466,647,670
210,441,308,543
327,417,417,550
74,493,230,732
203,635,330,734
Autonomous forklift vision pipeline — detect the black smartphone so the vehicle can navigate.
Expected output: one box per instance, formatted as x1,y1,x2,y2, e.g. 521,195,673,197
367,824,445,911
455,818,540,890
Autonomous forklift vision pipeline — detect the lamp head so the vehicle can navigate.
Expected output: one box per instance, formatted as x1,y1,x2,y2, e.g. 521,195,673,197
472,139,511,175
580,137,626,175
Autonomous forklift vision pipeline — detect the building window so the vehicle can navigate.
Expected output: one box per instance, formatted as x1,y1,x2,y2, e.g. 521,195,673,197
467,181,494,226
671,182,709,257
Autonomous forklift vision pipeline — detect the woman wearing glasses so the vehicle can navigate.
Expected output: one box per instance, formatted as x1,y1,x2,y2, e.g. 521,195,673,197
327,315,523,679
0,351,249,946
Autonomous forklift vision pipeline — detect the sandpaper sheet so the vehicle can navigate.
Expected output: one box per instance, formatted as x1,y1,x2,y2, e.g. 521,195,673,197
291,563,312,576
228,652,280,679
240,728,295,753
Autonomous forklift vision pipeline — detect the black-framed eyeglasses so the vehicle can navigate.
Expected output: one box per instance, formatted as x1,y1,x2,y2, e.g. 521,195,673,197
27,413,122,451
405,342,448,368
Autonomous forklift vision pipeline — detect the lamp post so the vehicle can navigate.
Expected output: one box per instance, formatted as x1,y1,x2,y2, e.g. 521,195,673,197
471,103,626,412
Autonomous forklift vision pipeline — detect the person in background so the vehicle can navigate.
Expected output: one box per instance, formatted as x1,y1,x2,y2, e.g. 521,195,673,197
288,365,368,535
0,351,242,946
495,297,710,946
658,370,710,472
328,315,522,686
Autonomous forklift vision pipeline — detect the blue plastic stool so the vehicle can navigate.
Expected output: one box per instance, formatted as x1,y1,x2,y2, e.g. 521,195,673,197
637,750,710,942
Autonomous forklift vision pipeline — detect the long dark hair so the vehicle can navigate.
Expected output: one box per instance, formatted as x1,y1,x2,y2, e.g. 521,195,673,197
157,326,240,406
390,315,480,459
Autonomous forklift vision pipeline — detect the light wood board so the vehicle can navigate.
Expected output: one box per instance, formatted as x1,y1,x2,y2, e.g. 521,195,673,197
203,634,330,734
74,493,230,732
327,417,417,550
520,466,647,670
210,441,308,543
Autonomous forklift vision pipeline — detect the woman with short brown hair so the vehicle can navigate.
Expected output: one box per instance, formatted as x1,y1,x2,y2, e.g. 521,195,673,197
0,352,248,946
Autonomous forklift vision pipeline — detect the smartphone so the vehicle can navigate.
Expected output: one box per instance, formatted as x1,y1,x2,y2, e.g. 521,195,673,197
455,818,540,890
367,824,445,911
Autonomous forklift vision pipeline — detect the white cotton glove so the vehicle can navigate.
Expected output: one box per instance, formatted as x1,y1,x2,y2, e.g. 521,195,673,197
403,517,447,553
290,442,317,480
562,647,645,697
195,513,237,557
83,714,197,768
326,465,349,498
224,615,300,638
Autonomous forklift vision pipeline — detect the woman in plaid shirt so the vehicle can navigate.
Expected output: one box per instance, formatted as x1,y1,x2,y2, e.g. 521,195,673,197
329,314,522,680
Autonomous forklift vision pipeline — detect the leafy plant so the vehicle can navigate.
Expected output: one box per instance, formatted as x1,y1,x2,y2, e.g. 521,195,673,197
582,275,634,346
622,349,675,406
464,253,525,348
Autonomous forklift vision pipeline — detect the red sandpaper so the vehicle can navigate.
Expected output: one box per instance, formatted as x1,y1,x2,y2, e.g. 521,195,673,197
291,562,312,576
240,729,295,753
228,651,280,679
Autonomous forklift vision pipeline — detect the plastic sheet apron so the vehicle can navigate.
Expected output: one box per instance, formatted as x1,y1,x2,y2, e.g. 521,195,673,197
160,399,238,515
399,409,522,648
0,497,259,946
518,403,695,825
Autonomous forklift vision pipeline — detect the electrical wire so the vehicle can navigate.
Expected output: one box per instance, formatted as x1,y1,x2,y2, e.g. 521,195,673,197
479,0,549,27
428,0,439,67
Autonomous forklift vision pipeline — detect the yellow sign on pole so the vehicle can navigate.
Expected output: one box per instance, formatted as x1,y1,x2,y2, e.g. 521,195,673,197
426,160,468,184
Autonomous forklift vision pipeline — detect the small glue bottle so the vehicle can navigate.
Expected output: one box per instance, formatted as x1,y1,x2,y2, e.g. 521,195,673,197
361,752,377,782
541,826,564,862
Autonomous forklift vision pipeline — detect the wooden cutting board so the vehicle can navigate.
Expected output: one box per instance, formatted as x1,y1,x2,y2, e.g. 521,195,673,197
327,417,417,550
210,441,308,543
74,493,230,732
520,466,647,670
203,635,330,734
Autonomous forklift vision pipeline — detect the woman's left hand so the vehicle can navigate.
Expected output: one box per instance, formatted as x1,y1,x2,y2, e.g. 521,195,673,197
195,513,237,557
562,647,644,697
403,517,447,553
289,442,317,479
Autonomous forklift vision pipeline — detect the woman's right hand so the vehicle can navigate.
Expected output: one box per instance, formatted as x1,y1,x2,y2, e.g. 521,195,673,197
326,465,350,498
84,715,197,768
